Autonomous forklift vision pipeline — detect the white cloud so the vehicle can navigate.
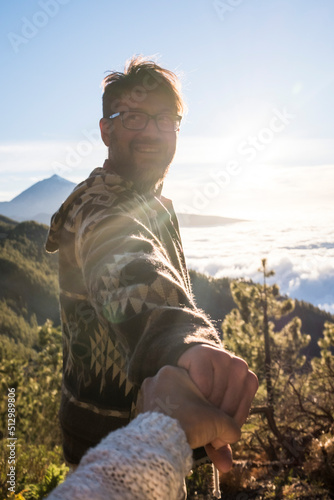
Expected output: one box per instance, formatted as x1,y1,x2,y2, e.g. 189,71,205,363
174,135,334,166
181,220,334,314
165,163,334,222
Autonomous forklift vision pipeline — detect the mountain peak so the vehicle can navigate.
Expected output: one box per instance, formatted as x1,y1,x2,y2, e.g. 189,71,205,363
0,175,77,223
48,174,72,182
11,175,76,202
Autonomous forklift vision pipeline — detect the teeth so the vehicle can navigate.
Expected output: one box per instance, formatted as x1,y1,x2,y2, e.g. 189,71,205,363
135,145,160,153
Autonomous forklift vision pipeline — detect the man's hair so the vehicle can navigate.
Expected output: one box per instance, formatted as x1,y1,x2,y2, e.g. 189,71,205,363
102,55,186,118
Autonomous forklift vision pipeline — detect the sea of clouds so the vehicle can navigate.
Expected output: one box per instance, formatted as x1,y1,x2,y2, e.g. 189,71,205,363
181,219,334,315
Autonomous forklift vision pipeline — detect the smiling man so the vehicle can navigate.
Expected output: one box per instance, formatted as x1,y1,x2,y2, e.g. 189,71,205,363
46,56,258,475
100,86,180,193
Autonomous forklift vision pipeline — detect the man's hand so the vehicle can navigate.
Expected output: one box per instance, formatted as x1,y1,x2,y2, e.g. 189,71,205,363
138,365,241,450
177,344,258,472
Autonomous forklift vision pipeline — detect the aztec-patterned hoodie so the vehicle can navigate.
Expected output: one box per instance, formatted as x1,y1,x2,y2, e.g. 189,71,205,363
46,163,220,465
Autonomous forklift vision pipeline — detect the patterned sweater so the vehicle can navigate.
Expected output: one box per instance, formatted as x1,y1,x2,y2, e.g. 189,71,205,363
46,164,220,464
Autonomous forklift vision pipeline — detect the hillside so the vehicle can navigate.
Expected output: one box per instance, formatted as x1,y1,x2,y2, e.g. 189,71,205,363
1,219,333,499
0,219,332,359
0,220,59,327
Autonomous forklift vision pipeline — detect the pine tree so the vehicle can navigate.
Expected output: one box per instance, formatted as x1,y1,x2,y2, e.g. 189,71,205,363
222,259,311,460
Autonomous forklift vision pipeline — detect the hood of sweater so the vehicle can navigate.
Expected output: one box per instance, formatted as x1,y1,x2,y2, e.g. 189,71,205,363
45,161,173,253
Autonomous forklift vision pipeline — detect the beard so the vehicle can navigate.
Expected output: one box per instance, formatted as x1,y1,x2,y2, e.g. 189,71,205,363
107,136,174,195
125,136,173,194
107,158,170,195
129,162,170,194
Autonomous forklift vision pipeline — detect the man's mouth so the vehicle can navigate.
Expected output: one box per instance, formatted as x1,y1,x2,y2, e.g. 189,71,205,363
132,142,163,154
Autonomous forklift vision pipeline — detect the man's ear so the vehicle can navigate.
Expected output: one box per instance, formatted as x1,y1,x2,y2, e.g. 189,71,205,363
100,118,111,147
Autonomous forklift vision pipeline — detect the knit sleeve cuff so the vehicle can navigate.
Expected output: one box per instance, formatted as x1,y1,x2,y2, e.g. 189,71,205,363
48,412,193,500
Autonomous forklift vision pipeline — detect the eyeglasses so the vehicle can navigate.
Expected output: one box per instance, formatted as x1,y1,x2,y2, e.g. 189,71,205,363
108,111,182,132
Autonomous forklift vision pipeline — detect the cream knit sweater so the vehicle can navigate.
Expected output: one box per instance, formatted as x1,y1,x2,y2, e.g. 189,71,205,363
47,412,193,500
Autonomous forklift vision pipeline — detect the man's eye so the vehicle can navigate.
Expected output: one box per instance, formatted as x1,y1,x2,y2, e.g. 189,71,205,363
158,114,173,124
128,113,142,121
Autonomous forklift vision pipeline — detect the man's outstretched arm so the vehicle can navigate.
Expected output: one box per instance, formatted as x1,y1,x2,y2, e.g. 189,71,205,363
77,189,222,383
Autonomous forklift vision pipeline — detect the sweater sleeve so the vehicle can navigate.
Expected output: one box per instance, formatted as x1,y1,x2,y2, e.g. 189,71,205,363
77,199,221,384
46,412,192,500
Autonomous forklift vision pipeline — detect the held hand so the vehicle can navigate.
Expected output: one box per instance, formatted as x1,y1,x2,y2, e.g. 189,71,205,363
138,365,241,450
177,344,259,471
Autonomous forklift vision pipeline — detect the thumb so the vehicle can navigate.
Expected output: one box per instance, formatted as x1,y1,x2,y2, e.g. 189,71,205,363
186,405,241,450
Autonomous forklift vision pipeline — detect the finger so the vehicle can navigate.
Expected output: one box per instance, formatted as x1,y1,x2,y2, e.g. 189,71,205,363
186,407,241,449
205,443,233,473
233,369,259,426
210,437,228,450
205,350,231,407
140,366,242,450
177,345,229,402
216,356,251,416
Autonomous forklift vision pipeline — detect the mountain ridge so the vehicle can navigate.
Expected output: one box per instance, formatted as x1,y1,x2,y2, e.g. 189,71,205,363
0,175,76,223
0,175,245,227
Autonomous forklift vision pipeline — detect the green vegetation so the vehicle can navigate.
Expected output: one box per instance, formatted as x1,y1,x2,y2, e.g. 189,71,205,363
0,321,65,500
0,220,64,499
187,260,334,499
0,220,59,326
0,221,333,499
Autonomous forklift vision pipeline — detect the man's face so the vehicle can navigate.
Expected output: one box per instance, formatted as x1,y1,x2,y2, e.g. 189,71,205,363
100,89,179,193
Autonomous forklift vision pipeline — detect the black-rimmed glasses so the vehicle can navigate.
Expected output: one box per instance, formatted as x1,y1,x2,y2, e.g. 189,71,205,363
109,111,182,132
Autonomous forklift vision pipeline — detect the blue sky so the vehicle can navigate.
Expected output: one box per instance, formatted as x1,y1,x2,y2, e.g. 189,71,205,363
1,0,334,221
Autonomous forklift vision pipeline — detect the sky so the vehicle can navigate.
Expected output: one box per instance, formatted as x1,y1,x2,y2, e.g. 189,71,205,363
1,0,334,222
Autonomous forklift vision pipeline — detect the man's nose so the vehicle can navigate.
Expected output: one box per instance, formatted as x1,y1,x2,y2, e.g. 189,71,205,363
142,116,161,135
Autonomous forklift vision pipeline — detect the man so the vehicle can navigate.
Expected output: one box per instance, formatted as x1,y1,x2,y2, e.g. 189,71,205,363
46,56,258,472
